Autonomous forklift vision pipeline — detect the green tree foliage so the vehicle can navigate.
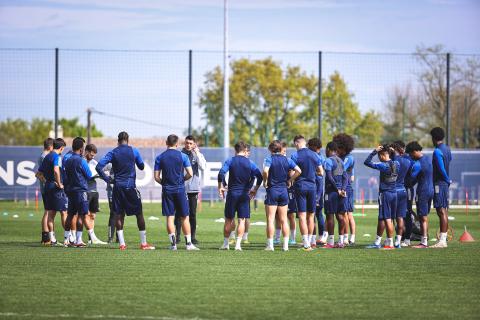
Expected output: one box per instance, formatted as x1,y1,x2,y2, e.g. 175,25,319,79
194,58,383,147
0,117,102,146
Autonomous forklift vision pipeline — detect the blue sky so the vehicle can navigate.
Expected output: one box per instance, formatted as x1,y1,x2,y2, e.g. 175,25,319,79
0,0,479,138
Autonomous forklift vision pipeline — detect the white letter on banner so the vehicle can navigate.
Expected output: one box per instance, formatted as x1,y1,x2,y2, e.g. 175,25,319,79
203,162,222,187
16,161,37,186
136,163,153,187
0,161,14,185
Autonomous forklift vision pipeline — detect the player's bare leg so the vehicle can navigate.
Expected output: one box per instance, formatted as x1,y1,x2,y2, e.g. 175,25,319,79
277,205,290,251
115,213,127,249
431,207,449,248
307,212,315,247
41,210,49,244
347,212,356,244
265,205,278,251
273,214,281,245
228,219,236,244
384,218,395,249
221,218,234,250
395,217,404,248
325,214,335,247
181,216,198,250
166,215,177,250
287,213,297,244
413,215,429,248
367,220,385,249
297,212,311,250
242,218,250,243
235,218,246,251
334,212,347,247
47,210,58,245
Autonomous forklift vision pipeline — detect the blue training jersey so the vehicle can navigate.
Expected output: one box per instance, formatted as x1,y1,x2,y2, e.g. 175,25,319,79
38,151,62,189
96,144,144,188
315,153,326,197
154,149,191,192
432,143,452,186
364,150,399,192
218,155,262,193
63,153,93,193
393,154,410,191
291,148,322,190
62,150,74,193
343,153,355,191
410,155,434,198
263,154,297,188
324,155,348,193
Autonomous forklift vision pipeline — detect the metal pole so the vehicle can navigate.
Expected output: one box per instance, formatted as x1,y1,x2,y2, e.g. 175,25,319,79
402,97,406,141
223,0,230,148
318,51,322,140
87,108,92,144
54,48,59,138
188,50,193,135
464,94,468,149
446,52,451,145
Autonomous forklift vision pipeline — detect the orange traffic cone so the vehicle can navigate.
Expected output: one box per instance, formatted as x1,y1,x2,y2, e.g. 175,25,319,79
459,226,475,242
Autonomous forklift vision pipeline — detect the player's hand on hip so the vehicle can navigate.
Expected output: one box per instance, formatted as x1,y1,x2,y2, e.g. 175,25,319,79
249,189,257,199
218,187,226,199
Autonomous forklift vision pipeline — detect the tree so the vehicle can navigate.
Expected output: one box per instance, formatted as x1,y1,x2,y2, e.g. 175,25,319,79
59,117,103,138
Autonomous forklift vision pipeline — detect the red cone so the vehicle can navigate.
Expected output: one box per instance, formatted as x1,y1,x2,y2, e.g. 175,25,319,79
459,226,475,242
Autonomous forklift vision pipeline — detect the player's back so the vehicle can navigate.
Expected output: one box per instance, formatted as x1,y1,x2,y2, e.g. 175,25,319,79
267,154,291,188
433,143,452,185
64,153,91,193
109,144,141,188
291,148,318,189
39,151,59,185
325,155,344,192
156,149,188,192
379,160,399,192
394,155,410,190
227,156,254,192
416,156,434,197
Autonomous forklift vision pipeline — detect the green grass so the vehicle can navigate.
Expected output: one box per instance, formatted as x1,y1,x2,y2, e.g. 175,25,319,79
0,201,479,320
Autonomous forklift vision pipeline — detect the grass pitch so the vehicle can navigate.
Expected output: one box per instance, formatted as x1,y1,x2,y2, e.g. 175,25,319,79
0,201,479,320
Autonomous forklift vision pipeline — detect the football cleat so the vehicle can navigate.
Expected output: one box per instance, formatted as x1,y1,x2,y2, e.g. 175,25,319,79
401,241,410,247
119,244,127,250
242,239,250,245
228,238,235,245
299,246,314,252
321,243,335,249
430,241,447,248
311,243,317,248
234,247,242,251
394,243,402,249
335,243,345,249
288,239,297,245
186,244,200,251
412,244,428,249
42,240,51,246
219,244,230,250
169,245,178,251
365,243,381,249
140,243,155,250
75,242,87,248
264,246,274,251
50,241,58,246
91,238,107,245
382,245,395,250
273,239,280,245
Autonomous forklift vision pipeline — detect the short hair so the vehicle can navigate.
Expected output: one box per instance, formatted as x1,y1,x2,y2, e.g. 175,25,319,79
332,133,355,154
326,141,338,152
268,140,282,153
185,135,196,142
430,127,445,142
378,144,394,158
406,141,423,153
234,141,248,153
72,137,85,151
307,138,322,151
53,138,65,150
118,131,129,143
166,134,179,147
280,141,287,149
293,135,305,143
43,138,54,150
392,140,405,153
85,144,97,153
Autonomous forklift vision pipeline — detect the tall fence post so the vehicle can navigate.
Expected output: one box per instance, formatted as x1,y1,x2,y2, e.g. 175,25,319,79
446,52,451,145
188,49,193,135
318,51,323,140
54,48,59,138
87,108,92,144
402,97,406,141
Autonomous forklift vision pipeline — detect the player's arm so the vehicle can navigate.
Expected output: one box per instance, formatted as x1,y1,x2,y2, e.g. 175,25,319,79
351,167,355,183
262,156,272,188
35,171,46,183
316,155,324,176
196,151,207,171
364,148,389,172
81,159,93,180
340,171,348,196
408,161,421,186
182,153,193,181
217,158,231,199
324,159,338,192
96,151,114,183
133,148,145,171
250,163,263,199
433,149,451,184
53,154,63,189
153,154,162,184
286,158,301,187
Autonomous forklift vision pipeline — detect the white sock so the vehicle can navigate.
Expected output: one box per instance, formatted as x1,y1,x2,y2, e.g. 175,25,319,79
404,238,411,245
343,234,348,241
185,234,192,245
421,236,428,246
302,235,310,248
311,234,316,243
375,235,382,246
283,237,289,250
88,229,98,241
440,232,447,243
350,234,355,243
321,231,328,241
291,230,297,241
49,232,56,242
395,235,402,246
75,231,83,244
327,235,335,245
274,229,281,241
386,238,393,247
64,230,70,241
339,234,344,244
139,230,147,245
229,231,236,239
267,238,273,248
235,237,242,249
168,233,176,247
242,232,248,241
117,230,125,246
223,237,229,247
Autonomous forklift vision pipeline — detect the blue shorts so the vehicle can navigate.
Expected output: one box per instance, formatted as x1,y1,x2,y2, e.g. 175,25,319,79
395,189,407,219
379,191,397,220
41,192,47,210
416,195,432,217
162,190,189,217
324,191,347,215
433,184,449,209
67,191,89,216
112,186,142,216
294,188,316,213
225,192,250,219
265,187,289,206
345,188,354,212
44,187,68,212
287,188,297,214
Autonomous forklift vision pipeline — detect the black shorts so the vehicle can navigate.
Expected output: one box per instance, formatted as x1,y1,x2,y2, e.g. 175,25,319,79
87,191,100,213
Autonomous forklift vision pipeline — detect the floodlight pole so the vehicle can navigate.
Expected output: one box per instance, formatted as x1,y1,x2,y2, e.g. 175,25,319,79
87,108,92,144
223,0,230,148
54,48,59,138
446,52,451,145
